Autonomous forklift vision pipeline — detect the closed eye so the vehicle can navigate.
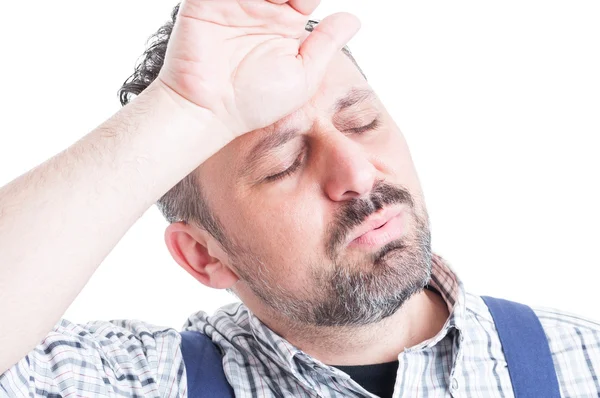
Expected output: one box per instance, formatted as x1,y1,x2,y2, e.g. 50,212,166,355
264,153,304,182
348,117,381,134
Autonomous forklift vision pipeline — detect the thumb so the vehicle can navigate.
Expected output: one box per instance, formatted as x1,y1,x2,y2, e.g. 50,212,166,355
298,12,361,90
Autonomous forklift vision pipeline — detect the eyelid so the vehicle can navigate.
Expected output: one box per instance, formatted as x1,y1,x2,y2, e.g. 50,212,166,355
263,152,304,182
347,117,381,134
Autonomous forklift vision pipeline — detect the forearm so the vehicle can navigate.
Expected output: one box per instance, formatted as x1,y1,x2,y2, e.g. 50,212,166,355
0,81,230,373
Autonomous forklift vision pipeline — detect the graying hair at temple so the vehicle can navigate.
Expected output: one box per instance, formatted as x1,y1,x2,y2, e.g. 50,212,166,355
117,4,367,250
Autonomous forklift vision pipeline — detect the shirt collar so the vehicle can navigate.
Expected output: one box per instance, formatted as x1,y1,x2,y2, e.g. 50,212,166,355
403,253,466,351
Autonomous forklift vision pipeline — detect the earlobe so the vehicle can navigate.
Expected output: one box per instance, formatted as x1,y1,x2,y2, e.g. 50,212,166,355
203,260,240,289
164,222,239,290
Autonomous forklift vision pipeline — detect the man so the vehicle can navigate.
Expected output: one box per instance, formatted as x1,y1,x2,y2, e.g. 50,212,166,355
0,1,598,397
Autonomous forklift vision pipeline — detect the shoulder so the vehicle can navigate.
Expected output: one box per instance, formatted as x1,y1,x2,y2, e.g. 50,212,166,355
465,292,600,396
465,292,600,335
52,316,183,345
182,302,251,339
531,305,600,363
533,305,600,333
1,318,186,397
533,306,600,396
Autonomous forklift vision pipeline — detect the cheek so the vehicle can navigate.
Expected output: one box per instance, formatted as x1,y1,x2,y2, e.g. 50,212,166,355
229,187,327,266
372,128,421,181
199,149,327,274
388,135,415,174
371,126,405,162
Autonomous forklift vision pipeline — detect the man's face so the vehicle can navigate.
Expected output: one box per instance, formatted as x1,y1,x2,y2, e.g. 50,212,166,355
196,51,432,327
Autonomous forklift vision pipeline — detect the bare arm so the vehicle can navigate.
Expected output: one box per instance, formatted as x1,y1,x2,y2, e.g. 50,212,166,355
0,81,230,373
0,0,358,376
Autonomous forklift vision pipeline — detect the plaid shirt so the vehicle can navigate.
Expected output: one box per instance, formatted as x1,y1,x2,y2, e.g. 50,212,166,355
2,253,599,397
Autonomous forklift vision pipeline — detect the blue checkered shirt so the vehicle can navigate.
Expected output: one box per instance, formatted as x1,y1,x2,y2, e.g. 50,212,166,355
2,254,599,397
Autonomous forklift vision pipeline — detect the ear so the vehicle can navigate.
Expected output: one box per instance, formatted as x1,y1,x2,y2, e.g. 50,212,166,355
164,222,239,289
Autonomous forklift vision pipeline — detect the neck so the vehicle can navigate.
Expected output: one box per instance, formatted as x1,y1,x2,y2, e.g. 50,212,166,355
253,288,450,366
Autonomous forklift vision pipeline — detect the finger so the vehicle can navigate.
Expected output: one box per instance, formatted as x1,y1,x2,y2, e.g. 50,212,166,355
288,0,321,15
266,0,288,4
298,12,361,87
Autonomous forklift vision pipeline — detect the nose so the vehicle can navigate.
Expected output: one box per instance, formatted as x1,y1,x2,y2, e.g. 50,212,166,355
322,136,377,202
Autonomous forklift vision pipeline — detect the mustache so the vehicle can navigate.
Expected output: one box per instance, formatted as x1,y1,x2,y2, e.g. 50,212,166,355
326,181,414,259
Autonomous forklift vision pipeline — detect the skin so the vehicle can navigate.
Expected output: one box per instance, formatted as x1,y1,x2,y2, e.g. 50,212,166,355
164,51,450,366
0,0,448,374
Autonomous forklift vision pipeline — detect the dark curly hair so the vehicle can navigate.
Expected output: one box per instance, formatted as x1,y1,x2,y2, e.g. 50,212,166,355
118,3,365,248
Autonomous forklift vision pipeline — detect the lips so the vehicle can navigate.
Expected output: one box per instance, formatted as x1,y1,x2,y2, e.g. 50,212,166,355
346,206,405,249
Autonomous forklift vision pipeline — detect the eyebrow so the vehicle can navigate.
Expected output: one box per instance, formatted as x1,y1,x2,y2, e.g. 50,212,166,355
333,87,376,113
242,87,377,178
243,127,300,177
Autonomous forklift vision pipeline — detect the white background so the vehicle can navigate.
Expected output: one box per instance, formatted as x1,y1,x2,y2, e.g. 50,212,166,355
0,1,598,329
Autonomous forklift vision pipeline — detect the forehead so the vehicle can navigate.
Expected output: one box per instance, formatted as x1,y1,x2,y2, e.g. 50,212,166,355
237,50,370,144
303,50,369,111
198,51,371,186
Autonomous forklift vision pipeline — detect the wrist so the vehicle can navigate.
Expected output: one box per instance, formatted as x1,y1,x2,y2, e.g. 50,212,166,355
147,79,236,148
94,78,235,205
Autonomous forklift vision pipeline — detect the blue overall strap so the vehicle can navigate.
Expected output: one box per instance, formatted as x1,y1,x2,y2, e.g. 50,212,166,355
179,331,235,398
481,296,561,398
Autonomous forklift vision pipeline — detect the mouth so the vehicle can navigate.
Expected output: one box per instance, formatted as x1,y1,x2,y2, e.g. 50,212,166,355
347,206,405,250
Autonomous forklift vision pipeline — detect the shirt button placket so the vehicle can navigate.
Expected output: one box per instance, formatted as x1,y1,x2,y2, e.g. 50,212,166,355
450,377,459,394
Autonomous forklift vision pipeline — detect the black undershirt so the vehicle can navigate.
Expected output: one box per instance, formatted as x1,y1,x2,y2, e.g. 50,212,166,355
328,285,441,397
333,361,399,397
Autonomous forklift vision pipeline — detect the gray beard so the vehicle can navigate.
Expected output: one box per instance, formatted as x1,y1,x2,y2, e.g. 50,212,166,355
238,211,433,327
